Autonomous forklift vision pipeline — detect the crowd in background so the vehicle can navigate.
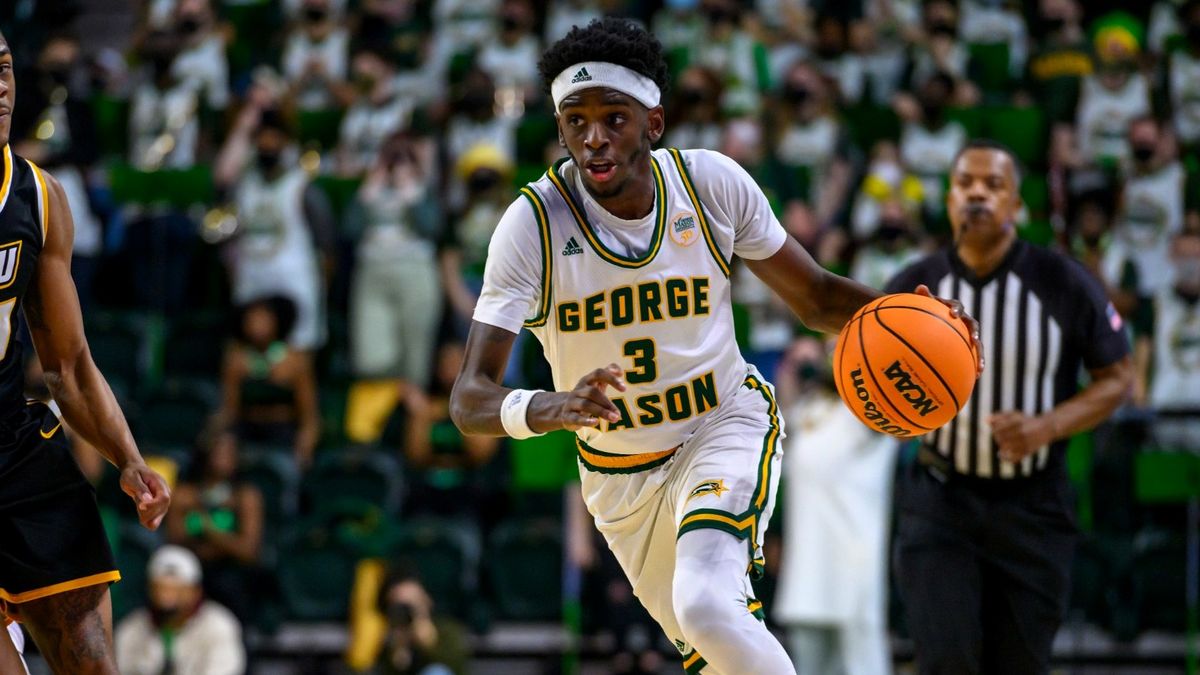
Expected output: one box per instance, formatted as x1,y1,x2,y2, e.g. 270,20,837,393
4,0,1200,671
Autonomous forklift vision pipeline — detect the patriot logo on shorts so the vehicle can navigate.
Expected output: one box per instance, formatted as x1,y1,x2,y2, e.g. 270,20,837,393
0,241,22,289
687,479,728,502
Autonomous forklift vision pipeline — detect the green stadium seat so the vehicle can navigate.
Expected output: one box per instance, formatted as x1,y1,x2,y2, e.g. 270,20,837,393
386,518,482,619
1129,529,1187,633
239,447,301,533
276,522,358,621
297,108,345,152
137,380,218,447
968,43,1012,96
303,448,404,516
516,114,557,165
163,312,226,381
841,105,901,153
984,107,1047,168
1020,172,1049,217
513,162,546,189
946,107,984,139
486,517,563,621
107,164,215,208
86,314,146,390
510,431,577,490
90,95,130,159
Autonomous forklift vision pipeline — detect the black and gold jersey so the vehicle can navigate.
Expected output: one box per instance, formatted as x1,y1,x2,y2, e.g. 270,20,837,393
0,144,51,408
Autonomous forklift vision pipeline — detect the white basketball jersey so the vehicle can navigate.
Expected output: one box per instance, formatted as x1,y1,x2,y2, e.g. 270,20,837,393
521,148,747,455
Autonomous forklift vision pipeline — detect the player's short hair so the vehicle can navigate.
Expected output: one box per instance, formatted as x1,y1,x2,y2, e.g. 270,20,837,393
953,138,1024,186
537,17,670,100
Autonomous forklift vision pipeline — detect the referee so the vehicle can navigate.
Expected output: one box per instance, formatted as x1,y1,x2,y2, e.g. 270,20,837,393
886,140,1133,674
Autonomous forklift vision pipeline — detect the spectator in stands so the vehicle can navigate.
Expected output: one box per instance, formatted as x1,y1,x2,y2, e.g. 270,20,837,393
1070,187,1141,319
129,28,201,170
338,44,414,176
897,70,967,222
1113,116,1188,297
850,198,926,291
443,68,517,208
283,0,348,22
166,428,265,625
344,131,442,444
283,0,352,111
664,65,724,151
651,0,705,64
1167,1,1200,153
959,0,1029,84
810,13,867,105
429,0,500,80
439,143,514,333
355,0,443,110
347,560,469,675
215,104,335,351
401,341,502,522
1136,231,1200,445
773,336,896,675
170,0,228,112
115,545,246,675
477,0,542,106
850,139,925,239
771,60,855,232
1022,0,1092,125
545,0,603,43
10,32,104,307
908,0,972,94
690,0,765,115
850,18,910,107
1063,19,1151,170
217,296,322,467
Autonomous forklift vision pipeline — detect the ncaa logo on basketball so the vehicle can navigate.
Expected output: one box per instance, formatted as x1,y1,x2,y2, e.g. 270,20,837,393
0,241,22,288
884,360,941,416
670,212,698,246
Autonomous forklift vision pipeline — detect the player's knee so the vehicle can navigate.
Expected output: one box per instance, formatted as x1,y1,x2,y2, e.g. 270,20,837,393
672,569,739,646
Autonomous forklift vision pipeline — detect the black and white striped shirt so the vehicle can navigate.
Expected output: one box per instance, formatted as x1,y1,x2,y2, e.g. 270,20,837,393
886,240,1130,479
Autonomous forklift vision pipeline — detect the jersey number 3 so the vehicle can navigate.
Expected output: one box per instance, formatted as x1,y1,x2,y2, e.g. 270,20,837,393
622,339,657,384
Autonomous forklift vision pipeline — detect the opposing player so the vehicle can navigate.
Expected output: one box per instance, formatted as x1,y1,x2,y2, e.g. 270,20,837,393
451,18,979,674
0,32,171,674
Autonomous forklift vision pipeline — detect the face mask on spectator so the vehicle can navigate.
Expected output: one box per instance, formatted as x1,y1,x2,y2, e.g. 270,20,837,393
706,7,737,26
1189,22,1200,46
928,21,957,39
468,169,502,194
1131,143,1156,164
1039,15,1067,35
921,101,946,123
177,14,204,35
304,6,328,23
783,84,811,106
42,62,72,87
679,87,710,106
501,14,522,32
256,150,283,173
878,219,909,243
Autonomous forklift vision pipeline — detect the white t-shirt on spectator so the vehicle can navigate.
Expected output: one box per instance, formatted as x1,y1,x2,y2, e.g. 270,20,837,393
1115,162,1187,295
477,35,542,91
338,92,414,174
545,1,602,43
959,0,1029,77
900,120,966,213
1169,50,1200,146
172,33,230,110
129,79,200,170
1076,72,1151,167
283,27,350,110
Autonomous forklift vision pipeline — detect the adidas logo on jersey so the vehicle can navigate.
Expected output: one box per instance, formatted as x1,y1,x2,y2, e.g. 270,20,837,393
562,237,583,256
571,67,592,83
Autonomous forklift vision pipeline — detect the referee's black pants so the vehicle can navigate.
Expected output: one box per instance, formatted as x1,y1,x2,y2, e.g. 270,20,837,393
892,458,1076,675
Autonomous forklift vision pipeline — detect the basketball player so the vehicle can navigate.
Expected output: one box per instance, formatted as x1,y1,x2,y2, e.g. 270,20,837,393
451,18,980,673
0,32,171,675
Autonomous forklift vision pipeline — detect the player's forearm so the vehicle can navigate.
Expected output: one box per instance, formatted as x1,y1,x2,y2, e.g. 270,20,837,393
46,357,144,469
806,270,882,333
450,375,568,437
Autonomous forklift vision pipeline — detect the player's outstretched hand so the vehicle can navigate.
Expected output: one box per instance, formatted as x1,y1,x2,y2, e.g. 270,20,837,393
120,462,172,530
555,364,627,431
914,284,985,376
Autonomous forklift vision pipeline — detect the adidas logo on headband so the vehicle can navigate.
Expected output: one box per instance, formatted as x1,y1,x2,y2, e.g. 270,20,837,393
571,67,592,83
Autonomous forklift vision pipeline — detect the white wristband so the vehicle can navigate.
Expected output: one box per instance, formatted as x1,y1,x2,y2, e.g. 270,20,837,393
501,389,546,439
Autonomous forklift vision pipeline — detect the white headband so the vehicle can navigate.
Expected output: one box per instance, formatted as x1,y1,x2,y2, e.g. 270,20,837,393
551,61,661,112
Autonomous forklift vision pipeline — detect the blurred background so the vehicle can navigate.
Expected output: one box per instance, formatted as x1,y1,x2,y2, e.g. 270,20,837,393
5,0,1200,672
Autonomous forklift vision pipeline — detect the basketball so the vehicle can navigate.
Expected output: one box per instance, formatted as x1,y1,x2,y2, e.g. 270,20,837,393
833,293,977,438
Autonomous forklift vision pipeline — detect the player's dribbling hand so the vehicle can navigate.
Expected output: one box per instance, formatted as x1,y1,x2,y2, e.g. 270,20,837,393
913,284,985,377
120,462,172,531
556,364,627,431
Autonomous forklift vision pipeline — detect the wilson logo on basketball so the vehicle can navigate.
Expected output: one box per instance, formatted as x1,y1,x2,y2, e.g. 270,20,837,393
884,360,940,416
849,367,912,438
